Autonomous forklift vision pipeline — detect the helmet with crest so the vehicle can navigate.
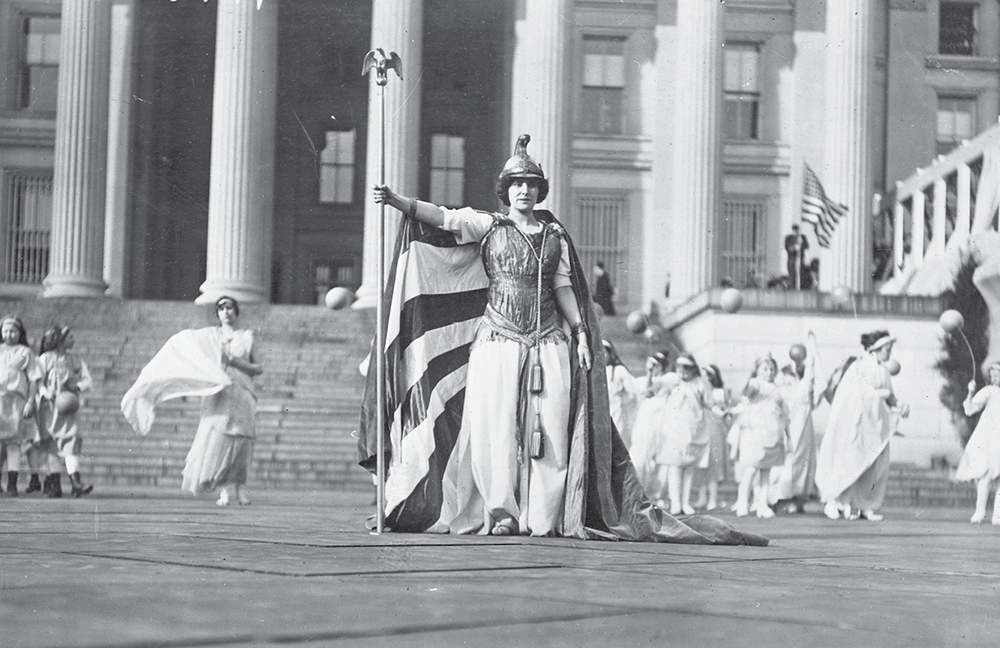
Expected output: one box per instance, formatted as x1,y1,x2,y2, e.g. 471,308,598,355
495,134,550,206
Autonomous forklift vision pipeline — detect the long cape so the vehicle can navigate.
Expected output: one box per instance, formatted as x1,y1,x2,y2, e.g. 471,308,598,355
358,211,767,546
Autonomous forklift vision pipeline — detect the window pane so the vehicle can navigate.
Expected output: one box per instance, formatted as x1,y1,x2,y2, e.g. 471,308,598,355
429,169,448,205
724,45,758,92
449,136,464,167
430,134,448,167
724,96,759,140
27,67,59,112
939,3,977,55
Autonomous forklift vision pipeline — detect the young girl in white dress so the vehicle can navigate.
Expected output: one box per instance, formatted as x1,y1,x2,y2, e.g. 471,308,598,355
729,354,788,518
652,354,709,515
955,361,1000,524
693,364,730,511
603,339,640,448
0,317,39,496
35,325,94,498
629,351,671,496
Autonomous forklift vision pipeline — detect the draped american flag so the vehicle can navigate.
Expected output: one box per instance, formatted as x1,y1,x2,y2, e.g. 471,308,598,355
357,218,489,532
802,163,848,248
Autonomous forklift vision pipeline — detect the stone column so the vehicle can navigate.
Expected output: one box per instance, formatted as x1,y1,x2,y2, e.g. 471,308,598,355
508,0,570,221
820,0,874,292
42,0,111,298
103,0,135,297
354,0,423,309
196,0,277,305
669,0,723,301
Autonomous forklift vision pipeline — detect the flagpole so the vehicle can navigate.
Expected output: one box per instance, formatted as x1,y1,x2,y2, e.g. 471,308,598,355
364,49,402,535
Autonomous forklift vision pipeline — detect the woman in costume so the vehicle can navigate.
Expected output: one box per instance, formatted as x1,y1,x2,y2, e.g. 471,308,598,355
954,361,1000,524
769,333,820,514
370,135,767,545
376,136,592,536
815,330,908,521
729,353,788,518
122,297,263,506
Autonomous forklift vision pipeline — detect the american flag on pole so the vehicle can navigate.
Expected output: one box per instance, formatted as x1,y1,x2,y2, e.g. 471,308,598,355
801,163,848,248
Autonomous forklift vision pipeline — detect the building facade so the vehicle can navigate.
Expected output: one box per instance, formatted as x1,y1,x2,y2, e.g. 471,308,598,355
1,0,998,309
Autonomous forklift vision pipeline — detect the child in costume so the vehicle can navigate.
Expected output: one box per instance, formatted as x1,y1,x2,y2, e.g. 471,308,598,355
652,354,709,515
0,316,39,496
629,350,672,497
729,353,788,518
955,361,1000,524
603,339,639,447
692,364,730,511
35,325,94,498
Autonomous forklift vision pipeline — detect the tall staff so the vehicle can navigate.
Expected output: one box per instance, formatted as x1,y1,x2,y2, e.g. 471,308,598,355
362,48,402,534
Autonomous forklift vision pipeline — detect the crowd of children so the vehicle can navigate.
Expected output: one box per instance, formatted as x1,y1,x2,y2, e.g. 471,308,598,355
0,317,93,499
606,333,860,518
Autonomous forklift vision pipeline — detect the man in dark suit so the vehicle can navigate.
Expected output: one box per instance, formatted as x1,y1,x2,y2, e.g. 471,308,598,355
784,224,809,290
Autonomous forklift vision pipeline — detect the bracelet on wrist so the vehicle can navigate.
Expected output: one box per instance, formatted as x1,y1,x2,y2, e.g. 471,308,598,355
408,198,418,218
570,322,588,337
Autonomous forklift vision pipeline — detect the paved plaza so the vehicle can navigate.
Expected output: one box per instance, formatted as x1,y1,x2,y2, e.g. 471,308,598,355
1,487,998,648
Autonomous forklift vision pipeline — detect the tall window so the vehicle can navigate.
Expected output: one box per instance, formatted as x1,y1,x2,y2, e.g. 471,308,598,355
429,134,465,207
575,194,629,301
319,131,356,204
2,171,53,284
939,2,977,56
720,199,766,288
20,15,61,112
580,36,625,135
936,96,976,155
723,44,760,140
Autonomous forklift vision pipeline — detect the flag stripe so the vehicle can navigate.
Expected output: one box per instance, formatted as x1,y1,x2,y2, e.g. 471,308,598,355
801,163,848,248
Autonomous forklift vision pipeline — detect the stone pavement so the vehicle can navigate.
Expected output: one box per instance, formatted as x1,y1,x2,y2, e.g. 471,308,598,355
1,488,998,648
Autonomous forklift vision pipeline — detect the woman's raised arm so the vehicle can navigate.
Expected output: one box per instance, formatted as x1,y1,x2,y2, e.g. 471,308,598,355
373,184,445,228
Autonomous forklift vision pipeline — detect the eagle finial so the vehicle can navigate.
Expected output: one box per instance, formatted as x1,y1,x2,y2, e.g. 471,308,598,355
362,48,403,86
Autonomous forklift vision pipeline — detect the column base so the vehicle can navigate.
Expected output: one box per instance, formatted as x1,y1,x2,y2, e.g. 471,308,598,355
41,275,108,299
196,281,267,306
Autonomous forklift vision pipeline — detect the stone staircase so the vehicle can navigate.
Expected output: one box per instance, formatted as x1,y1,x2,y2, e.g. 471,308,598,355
1,298,374,494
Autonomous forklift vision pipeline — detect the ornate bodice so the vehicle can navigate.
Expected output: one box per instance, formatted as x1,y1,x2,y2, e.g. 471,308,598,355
481,220,563,336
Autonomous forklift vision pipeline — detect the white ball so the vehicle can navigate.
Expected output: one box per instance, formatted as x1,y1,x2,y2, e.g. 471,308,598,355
325,287,355,310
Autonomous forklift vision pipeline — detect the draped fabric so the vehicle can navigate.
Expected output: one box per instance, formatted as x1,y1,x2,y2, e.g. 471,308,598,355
358,213,768,546
121,328,232,437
